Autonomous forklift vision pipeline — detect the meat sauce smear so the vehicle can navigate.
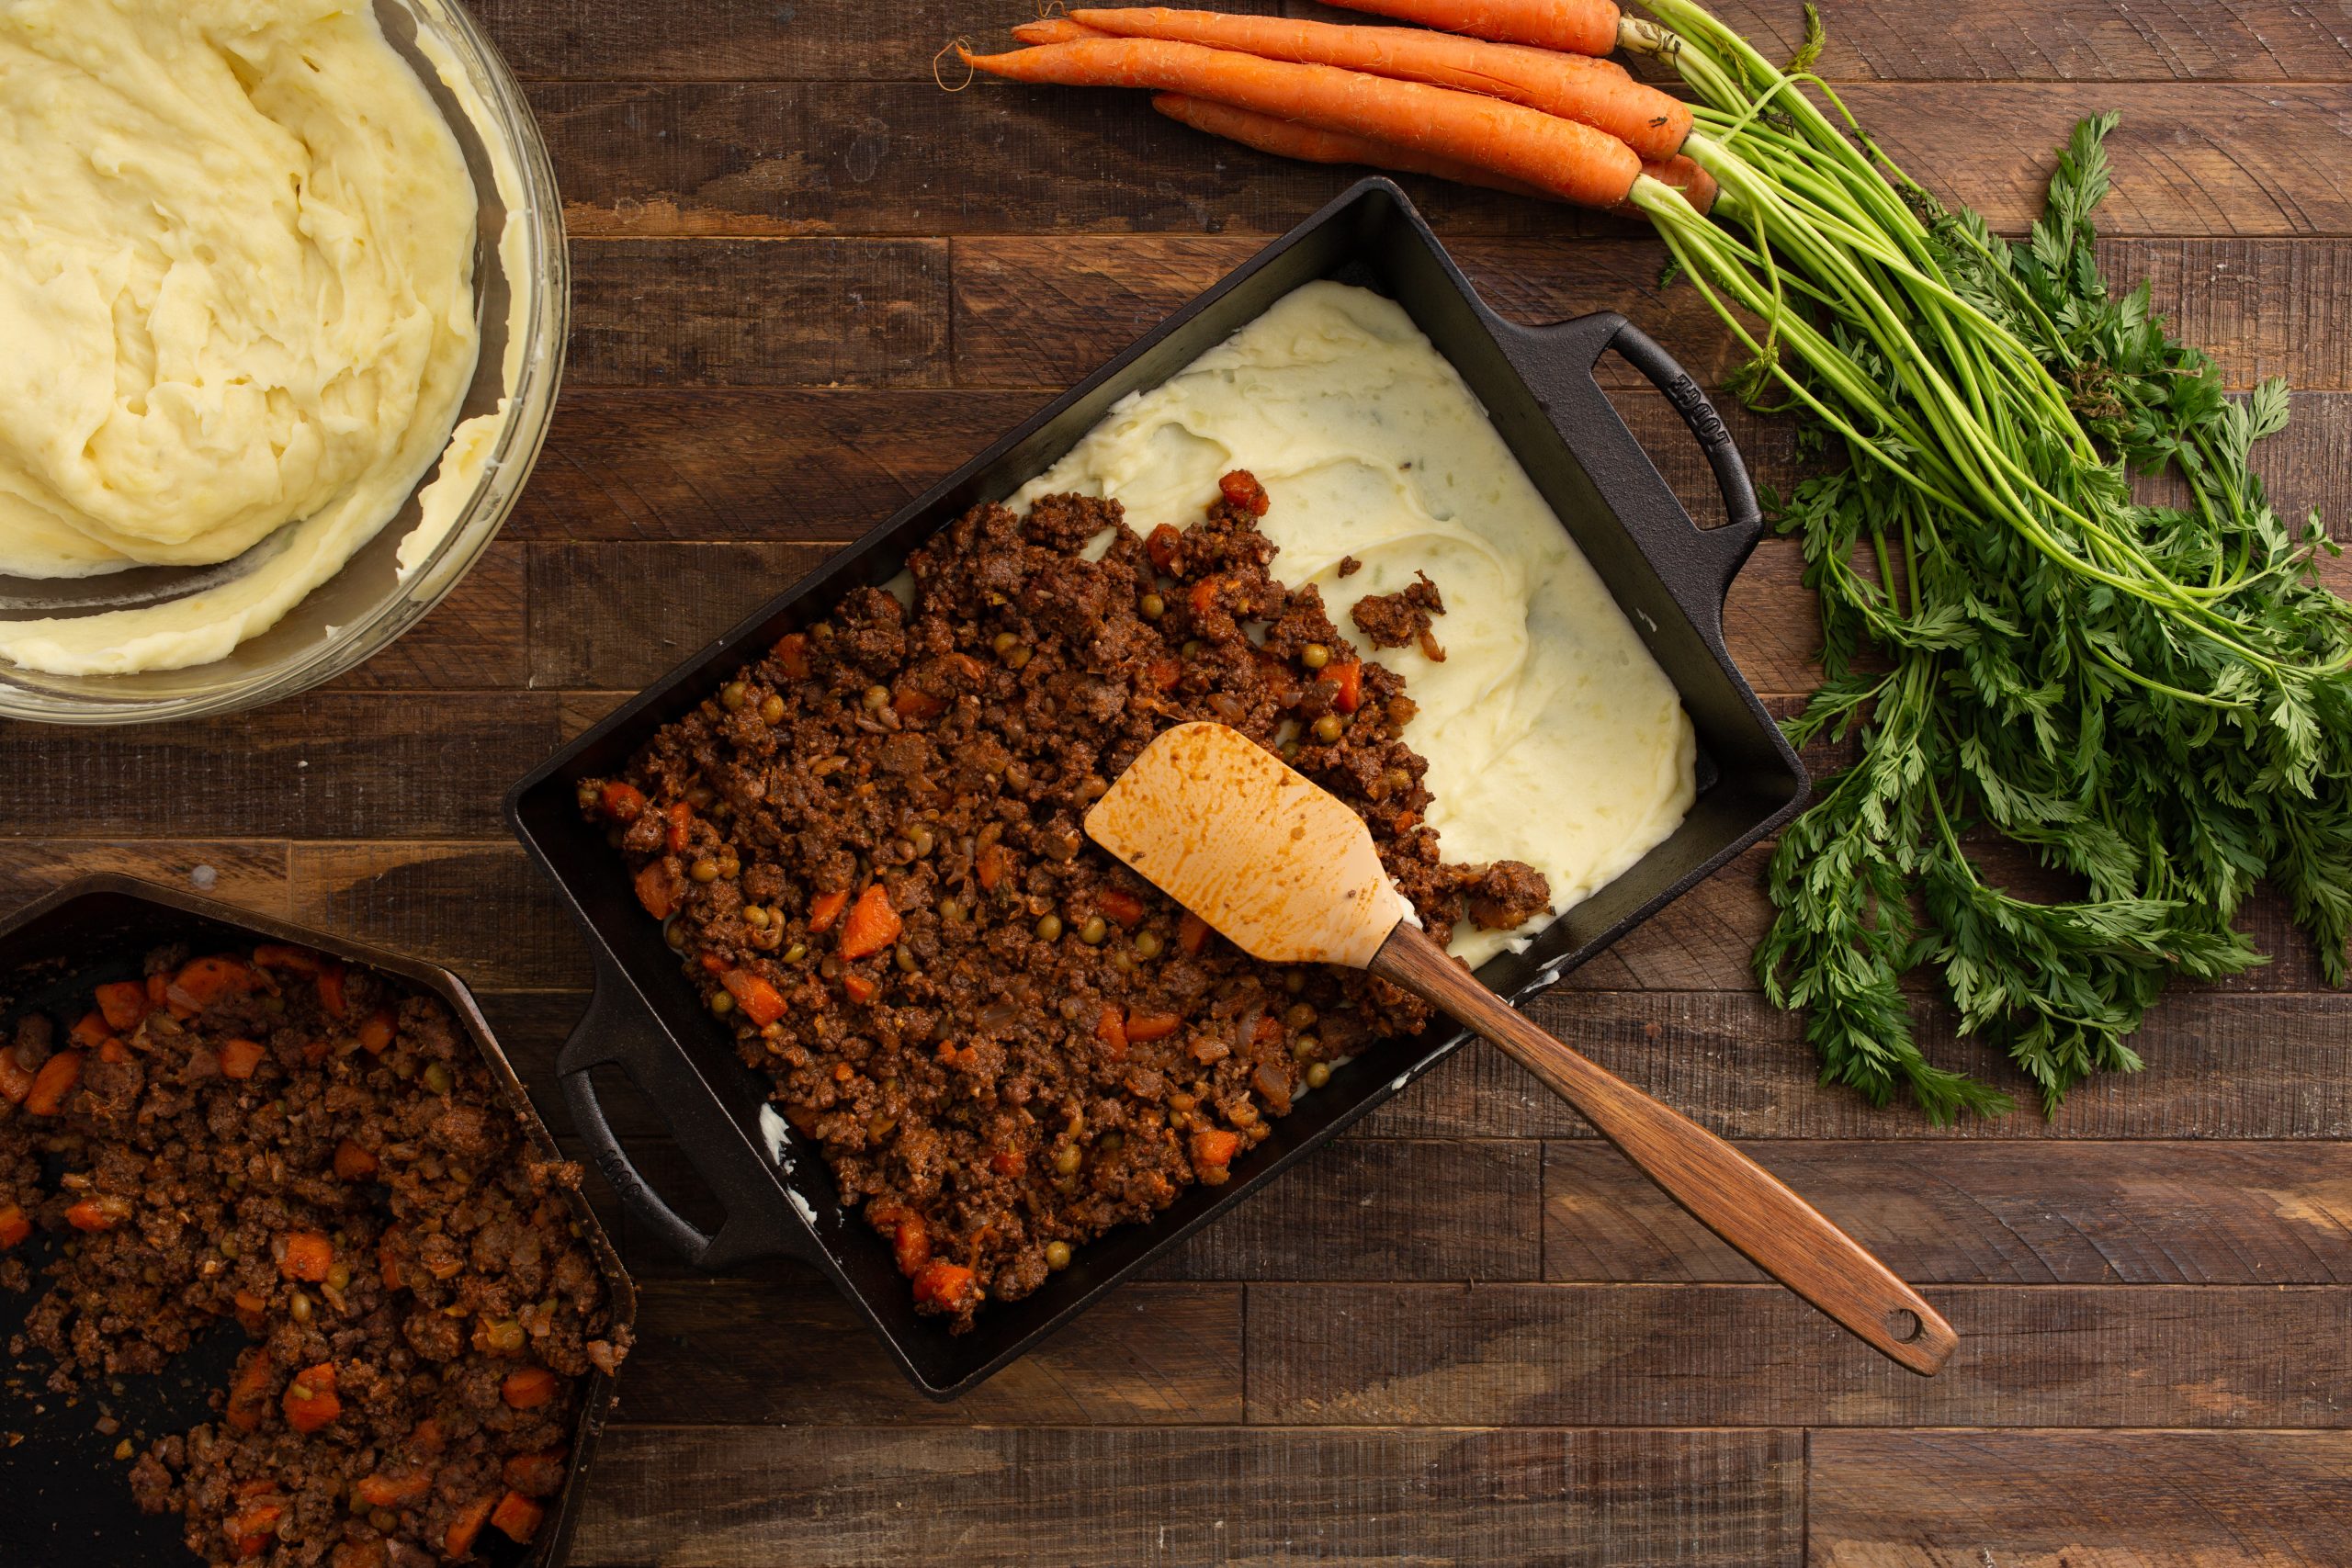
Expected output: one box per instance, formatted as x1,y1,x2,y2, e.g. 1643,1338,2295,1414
582,474,1548,1326
0,944,626,1567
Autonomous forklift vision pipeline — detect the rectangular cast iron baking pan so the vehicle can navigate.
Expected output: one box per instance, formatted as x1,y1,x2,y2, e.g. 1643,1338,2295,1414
506,177,1808,1400
0,874,636,1567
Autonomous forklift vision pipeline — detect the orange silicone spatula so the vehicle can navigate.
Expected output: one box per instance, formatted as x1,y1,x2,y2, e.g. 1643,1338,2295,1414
1087,721,1955,1375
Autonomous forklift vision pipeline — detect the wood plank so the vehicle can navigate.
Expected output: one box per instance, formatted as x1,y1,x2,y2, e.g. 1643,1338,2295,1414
479,0,2352,84
1375,989,2352,1142
615,1279,1241,1425
505,388,1045,542
0,695,561,840
567,238,950,388
527,541,840,689
0,843,289,921
1244,1281,2352,1427
951,235,2352,391
537,83,2352,240
289,842,591,990
317,538,528,692
567,1425,1804,1567
1544,1140,2352,1284
1808,1429,2352,1567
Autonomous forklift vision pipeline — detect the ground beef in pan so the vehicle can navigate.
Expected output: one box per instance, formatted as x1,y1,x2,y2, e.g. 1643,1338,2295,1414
0,944,628,1567
580,471,1546,1328
1351,570,1448,662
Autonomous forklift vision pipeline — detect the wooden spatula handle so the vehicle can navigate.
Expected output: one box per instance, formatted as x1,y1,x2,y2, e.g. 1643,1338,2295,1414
1371,924,1955,1376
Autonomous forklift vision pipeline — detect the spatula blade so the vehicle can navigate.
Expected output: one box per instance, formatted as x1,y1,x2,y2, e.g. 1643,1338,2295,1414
1085,722,1410,967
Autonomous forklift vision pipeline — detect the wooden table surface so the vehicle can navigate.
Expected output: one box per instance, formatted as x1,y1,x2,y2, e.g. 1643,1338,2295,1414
15,1,2352,1562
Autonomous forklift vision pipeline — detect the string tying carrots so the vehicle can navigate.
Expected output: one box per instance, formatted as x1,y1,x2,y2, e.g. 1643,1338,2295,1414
933,36,977,90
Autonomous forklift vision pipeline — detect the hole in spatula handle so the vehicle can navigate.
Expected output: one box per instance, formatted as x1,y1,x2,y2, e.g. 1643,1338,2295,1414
1886,1307,1924,1343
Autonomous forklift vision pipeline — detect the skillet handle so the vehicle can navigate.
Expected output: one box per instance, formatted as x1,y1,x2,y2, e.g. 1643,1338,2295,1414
557,965,807,1272
1493,310,1765,614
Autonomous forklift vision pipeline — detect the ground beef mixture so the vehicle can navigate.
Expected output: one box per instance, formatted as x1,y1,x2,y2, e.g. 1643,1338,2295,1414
0,943,628,1566
580,471,1546,1328
1351,570,1448,662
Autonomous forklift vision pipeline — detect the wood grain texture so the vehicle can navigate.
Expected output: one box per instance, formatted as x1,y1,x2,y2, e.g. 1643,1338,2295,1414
1808,1429,2352,1566
1244,1281,2352,1427
540,82,2352,240
616,1280,1240,1424
527,541,839,688
1373,922,1954,1374
1545,1140,2352,1284
290,843,590,989
0,843,289,917
565,1425,1804,1567
478,0,2352,83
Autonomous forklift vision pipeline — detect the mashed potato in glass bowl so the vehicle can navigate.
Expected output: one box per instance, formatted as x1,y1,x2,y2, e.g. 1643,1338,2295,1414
0,0,564,724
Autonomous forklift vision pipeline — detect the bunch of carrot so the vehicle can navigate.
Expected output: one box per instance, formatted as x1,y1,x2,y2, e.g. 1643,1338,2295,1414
956,0,1718,217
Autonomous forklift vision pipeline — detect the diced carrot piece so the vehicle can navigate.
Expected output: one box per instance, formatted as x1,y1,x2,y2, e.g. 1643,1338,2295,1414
25,1052,82,1116
720,970,787,1027
1322,660,1363,714
634,859,684,921
378,1228,404,1291
1178,910,1211,956
698,953,728,976
227,1495,283,1560
1191,1127,1243,1174
772,631,810,677
252,944,323,975
70,1011,113,1050
838,885,902,960
354,1470,432,1507
220,1037,267,1079
808,889,849,933
357,1009,396,1055
98,1038,130,1065
1099,889,1146,928
1219,468,1271,516
94,981,150,1032
1187,576,1222,615
490,1490,546,1545
597,781,646,821
1145,523,1182,573
315,964,348,1018
1125,1012,1181,1043
1095,1004,1127,1057
232,1289,268,1335
410,1415,447,1455
910,1259,978,1312
975,843,1006,892
282,1361,340,1434
65,1196,127,1232
0,1049,32,1105
664,800,694,853
1146,656,1182,692
333,1138,379,1181
0,1204,31,1247
225,1348,274,1432
280,1230,333,1282
989,1145,1027,1176
501,1366,560,1409
879,1208,930,1275
842,973,877,1005
147,972,168,1007
445,1495,496,1560
174,956,256,1009
891,684,946,719
1251,1015,1284,1049
502,1449,569,1498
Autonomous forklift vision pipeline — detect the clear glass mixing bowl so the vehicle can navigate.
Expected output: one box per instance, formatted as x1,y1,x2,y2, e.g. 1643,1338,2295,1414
0,0,566,726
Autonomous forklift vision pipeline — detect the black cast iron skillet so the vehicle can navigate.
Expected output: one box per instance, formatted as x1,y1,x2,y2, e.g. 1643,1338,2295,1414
505,178,1808,1400
0,875,636,1568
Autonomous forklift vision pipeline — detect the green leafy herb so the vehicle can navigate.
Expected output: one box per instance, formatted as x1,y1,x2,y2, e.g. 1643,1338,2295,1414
1627,4,2352,1119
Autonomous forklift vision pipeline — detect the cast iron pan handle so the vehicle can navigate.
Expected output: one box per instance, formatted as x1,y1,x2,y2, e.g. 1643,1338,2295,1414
557,962,808,1271
1491,310,1766,615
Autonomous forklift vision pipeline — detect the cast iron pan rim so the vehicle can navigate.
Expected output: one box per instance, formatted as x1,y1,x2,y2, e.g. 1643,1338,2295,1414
0,872,638,1568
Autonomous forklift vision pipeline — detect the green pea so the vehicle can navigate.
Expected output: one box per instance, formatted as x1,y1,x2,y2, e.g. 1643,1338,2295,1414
1313,715,1343,743
1301,643,1330,670
1133,931,1163,959
1305,1062,1330,1089
422,1062,453,1095
720,681,749,711
760,694,787,724
709,990,734,1016
1053,1145,1081,1176
1045,1240,1072,1270
862,684,890,711
1078,916,1108,946
1139,592,1165,620
1035,915,1063,942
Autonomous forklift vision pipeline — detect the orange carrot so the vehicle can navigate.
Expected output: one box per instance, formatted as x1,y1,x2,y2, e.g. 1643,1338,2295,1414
502,1366,560,1409
1125,1011,1182,1043
808,888,850,933
94,980,150,1032
1177,910,1211,956
357,1008,397,1055
65,1195,128,1232
333,1137,380,1181
0,1049,31,1106
1049,8,1686,158
445,1495,496,1560
1097,890,1148,928
910,1258,978,1311
503,1450,569,1497
1153,94,1716,212
25,1052,81,1116
837,884,903,960
490,1490,546,1544
69,1011,113,1050
720,968,788,1026
226,1348,275,1432
220,1037,267,1080
1190,1126,1243,1178
1095,1004,1129,1055
282,1361,341,1434
960,39,1642,209
355,1470,434,1507
0,1204,29,1247
280,1229,333,1282
1318,0,1622,55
